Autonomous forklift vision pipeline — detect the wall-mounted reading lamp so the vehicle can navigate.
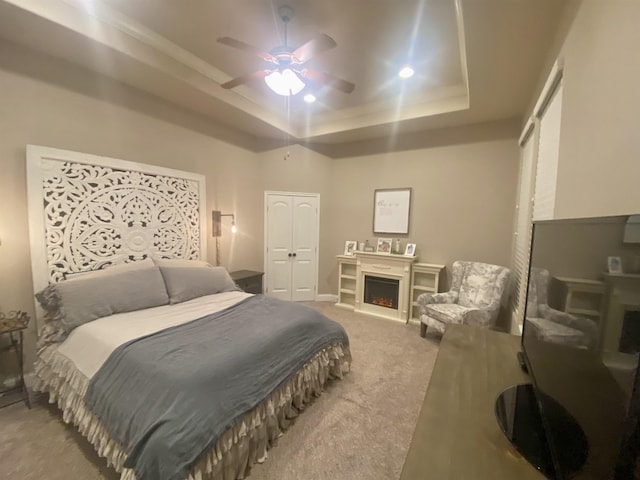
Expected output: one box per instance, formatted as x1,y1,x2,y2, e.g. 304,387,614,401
212,210,237,266
212,210,237,237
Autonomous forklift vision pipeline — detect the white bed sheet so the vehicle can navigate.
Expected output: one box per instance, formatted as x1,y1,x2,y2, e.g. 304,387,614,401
56,291,252,379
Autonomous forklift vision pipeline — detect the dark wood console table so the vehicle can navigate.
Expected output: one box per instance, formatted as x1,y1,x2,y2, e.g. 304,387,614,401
400,325,543,479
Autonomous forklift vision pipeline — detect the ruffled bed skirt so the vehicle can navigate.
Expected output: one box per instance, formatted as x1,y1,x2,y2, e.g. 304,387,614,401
33,343,351,480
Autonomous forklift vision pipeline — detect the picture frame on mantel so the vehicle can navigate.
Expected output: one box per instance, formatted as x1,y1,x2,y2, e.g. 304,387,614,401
373,188,411,235
344,240,357,256
608,256,623,274
404,243,416,256
376,238,392,254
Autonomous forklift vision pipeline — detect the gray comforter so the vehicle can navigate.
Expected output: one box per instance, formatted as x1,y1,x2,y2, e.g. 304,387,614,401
84,295,349,480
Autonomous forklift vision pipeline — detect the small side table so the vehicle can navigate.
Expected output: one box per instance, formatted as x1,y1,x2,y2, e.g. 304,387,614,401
230,270,264,294
0,311,31,409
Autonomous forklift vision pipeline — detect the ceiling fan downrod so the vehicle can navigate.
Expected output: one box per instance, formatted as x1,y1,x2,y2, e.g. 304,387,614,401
279,5,294,47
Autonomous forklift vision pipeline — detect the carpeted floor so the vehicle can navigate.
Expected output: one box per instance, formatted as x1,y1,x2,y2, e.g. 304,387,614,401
0,302,440,480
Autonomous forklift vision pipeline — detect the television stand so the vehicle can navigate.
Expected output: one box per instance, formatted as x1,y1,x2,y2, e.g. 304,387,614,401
400,326,547,479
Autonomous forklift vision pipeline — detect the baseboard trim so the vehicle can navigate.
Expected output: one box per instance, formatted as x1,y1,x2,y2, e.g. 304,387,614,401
316,294,338,302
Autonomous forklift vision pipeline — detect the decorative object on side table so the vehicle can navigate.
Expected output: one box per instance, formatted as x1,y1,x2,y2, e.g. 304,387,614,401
0,310,31,409
376,238,392,254
344,240,357,256
404,243,416,256
0,310,30,331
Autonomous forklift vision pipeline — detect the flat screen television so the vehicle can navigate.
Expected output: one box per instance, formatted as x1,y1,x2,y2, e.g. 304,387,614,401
495,214,640,479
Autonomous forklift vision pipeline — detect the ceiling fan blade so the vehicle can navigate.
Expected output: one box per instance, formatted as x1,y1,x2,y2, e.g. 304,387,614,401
220,70,272,90
299,69,355,94
217,37,278,64
291,34,337,64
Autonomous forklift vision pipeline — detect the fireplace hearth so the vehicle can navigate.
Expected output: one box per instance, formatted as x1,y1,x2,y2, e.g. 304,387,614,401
364,275,399,310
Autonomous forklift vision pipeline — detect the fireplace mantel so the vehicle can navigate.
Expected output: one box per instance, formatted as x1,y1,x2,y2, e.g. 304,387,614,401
354,252,416,322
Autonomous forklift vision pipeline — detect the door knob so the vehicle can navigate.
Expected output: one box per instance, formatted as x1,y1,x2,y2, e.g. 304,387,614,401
288,253,292,257
292,253,297,257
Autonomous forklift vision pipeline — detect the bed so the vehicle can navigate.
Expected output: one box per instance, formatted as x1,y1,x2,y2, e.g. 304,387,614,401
26,146,351,480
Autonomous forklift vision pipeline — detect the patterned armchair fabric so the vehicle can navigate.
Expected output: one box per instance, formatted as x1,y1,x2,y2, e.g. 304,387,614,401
524,268,599,349
418,261,511,336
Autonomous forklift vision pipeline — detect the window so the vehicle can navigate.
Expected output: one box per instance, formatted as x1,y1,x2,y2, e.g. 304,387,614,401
510,60,563,330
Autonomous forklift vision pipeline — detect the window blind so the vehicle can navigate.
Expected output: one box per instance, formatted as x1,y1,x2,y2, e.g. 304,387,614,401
510,123,536,328
533,80,563,221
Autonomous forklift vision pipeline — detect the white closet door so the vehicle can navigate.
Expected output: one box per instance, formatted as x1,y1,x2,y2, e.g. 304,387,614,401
265,192,319,301
291,196,318,301
266,194,293,300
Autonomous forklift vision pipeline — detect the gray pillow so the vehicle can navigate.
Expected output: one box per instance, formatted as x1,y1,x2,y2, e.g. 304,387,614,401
153,258,212,268
55,266,170,332
65,258,154,281
160,266,240,304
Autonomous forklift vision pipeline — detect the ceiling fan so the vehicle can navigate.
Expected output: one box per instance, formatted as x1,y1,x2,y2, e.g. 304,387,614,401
217,5,355,96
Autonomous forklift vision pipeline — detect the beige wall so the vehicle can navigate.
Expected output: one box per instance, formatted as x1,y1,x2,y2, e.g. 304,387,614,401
535,0,640,219
326,129,520,296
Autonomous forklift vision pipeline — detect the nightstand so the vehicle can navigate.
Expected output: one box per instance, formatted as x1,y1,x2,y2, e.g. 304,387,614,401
230,270,264,294
0,311,31,409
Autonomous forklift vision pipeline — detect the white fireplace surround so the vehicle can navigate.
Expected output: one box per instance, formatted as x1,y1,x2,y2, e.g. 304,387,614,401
354,251,416,322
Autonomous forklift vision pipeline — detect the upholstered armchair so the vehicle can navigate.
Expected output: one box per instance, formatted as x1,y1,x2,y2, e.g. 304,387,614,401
524,268,599,349
418,261,511,337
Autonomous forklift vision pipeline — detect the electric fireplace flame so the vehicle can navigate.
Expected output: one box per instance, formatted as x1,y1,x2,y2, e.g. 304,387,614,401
372,296,394,308
364,275,399,310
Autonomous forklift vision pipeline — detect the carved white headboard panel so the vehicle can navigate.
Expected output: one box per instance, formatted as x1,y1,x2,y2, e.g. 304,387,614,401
27,145,206,296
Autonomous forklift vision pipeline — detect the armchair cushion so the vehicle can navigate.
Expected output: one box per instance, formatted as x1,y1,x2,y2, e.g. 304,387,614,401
417,291,458,308
424,304,472,326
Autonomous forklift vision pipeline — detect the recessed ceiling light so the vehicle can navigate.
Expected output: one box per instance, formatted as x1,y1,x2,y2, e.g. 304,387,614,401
398,65,415,79
304,93,316,104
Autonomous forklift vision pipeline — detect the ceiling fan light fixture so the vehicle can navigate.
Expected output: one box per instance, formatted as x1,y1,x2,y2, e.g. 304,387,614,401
398,65,415,79
264,69,305,96
304,93,316,104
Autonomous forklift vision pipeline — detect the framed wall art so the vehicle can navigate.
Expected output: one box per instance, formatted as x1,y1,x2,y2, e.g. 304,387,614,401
373,188,411,235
